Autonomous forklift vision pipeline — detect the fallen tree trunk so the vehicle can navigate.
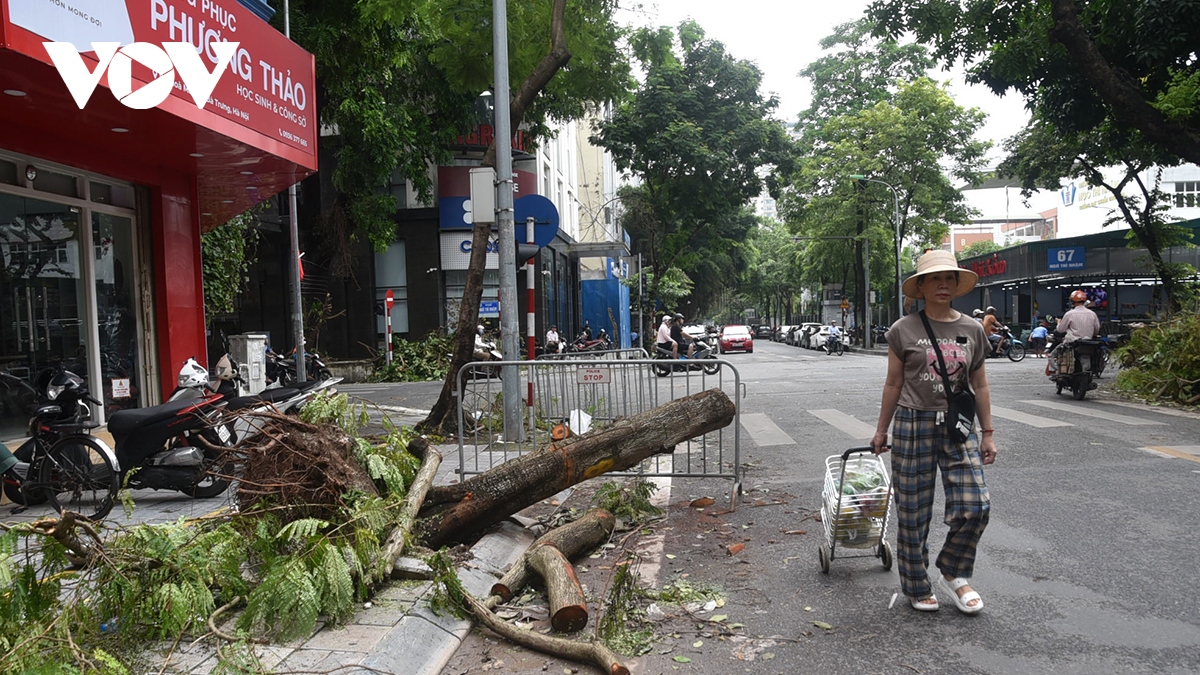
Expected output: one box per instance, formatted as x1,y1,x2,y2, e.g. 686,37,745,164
489,508,615,603
381,438,442,572
415,388,734,548
463,592,629,675
527,545,588,633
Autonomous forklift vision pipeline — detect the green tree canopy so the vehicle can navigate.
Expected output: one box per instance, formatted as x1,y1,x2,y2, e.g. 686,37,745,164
782,38,989,320
282,0,631,263
868,0,1200,173
592,21,791,311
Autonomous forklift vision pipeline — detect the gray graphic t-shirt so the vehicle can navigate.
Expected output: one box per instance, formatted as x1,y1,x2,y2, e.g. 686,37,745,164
888,312,988,411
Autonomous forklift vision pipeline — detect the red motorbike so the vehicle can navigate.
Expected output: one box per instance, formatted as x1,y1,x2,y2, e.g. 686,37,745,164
569,329,612,353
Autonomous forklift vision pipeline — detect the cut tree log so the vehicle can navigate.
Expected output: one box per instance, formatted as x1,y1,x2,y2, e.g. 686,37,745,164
381,437,442,573
415,388,735,548
463,592,629,675
489,508,615,603
527,544,588,632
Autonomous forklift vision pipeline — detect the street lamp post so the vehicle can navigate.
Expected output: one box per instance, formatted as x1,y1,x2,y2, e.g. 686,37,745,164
850,175,903,322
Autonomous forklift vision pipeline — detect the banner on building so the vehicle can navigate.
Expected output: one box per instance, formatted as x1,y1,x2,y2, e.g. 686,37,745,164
440,231,499,270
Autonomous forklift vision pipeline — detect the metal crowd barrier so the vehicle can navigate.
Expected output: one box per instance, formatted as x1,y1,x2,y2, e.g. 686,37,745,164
455,357,743,503
535,347,649,360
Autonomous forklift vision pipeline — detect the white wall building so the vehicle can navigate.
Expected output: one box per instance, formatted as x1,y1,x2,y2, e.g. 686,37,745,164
951,163,1200,251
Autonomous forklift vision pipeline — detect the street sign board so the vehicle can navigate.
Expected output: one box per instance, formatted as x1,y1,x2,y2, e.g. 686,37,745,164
1048,246,1085,271
385,289,395,310
480,300,500,318
513,194,560,246
576,366,612,384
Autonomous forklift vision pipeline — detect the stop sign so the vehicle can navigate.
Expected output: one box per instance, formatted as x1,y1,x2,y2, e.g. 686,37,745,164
385,289,394,310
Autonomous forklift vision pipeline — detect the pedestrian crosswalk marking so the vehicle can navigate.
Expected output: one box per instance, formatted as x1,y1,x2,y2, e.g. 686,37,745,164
1140,446,1200,464
1103,400,1200,420
740,413,796,446
1024,400,1166,425
809,409,876,439
990,406,1074,428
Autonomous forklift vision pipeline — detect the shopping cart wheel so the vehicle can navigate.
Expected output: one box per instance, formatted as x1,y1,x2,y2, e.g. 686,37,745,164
878,542,893,571
818,544,830,574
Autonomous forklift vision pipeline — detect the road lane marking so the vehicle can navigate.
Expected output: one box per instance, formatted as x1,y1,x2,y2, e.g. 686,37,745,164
372,404,432,416
740,413,796,447
1103,400,1200,420
809,409,876,439
1023,400,1166,425
1141,446,1200,463
991,406,1074,428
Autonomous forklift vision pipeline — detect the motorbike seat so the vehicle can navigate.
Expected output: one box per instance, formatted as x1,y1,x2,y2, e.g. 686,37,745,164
28,403,62,418
45,420,100,432
108,398,212,437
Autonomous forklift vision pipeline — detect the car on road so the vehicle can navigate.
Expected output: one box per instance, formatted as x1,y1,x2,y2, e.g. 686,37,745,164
809,325,834,351
718,325,754,353
773,325,794,342
754,324,774,339
797,323,822,349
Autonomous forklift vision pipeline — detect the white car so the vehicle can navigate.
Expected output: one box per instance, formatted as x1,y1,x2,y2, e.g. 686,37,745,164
809,326,833,351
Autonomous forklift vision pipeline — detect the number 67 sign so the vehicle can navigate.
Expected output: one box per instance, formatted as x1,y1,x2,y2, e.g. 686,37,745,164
1048,246,1085,271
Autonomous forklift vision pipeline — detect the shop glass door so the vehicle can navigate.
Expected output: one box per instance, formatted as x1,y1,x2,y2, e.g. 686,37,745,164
93,212,141,415
0,194,88,440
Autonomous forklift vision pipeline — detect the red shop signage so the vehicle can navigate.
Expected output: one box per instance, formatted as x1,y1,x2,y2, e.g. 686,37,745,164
452,124,530,153
968,254,1008,278
3,0,317,168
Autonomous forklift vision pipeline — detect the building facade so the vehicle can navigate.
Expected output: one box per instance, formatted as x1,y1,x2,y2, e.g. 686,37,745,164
0,0,317,440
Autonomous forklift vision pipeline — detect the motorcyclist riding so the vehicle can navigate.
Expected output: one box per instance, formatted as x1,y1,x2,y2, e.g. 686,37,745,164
474,325,496,361
670,313,695,358
1046,290,1101,374
656,314,678,358
981,306,1002,356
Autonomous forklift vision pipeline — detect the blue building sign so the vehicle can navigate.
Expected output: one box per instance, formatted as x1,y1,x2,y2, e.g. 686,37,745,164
1048,246,1085,271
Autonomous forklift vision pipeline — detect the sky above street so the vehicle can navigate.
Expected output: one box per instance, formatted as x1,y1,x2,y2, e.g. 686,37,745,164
621,0,1031,155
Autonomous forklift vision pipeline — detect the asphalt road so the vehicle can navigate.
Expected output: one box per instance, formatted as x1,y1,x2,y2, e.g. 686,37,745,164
617,338,1200,675
9,348,1196,675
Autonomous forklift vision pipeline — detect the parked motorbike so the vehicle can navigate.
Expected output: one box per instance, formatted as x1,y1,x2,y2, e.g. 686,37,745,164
988,326,1027,361
652,337,721,376
1047,333,1104,400
569,328,612,353
266,347,334,386
3,368,117,519
167,357,342,444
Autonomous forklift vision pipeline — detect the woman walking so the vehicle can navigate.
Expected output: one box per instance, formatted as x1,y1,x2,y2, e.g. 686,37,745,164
871,249,998,614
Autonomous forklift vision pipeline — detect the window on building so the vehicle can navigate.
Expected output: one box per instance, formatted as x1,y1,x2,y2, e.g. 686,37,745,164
1174,181,1200,207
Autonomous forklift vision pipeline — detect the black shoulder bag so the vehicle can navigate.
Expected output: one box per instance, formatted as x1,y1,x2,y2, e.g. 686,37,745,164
919,311,976,443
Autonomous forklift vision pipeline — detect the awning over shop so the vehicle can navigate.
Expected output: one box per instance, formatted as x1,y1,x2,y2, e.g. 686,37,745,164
0,0,317,226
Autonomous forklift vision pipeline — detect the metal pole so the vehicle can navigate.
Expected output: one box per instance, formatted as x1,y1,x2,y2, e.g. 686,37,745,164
493,0,522,439
864,236,871,348
638,252,644,350
892,187,902,322
283,0,306,381
526,217,536,413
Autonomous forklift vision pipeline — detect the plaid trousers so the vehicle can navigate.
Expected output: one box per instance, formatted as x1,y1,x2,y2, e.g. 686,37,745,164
891,407,990,600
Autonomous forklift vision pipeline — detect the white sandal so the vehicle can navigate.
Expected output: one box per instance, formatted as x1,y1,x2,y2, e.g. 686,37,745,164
939,576,983,615
908,595,939,612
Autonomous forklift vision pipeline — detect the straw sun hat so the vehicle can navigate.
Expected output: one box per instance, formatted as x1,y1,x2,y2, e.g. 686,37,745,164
901,249,978,300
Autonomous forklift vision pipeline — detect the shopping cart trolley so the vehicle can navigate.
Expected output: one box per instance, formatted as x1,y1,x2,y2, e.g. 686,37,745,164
818,446,893,573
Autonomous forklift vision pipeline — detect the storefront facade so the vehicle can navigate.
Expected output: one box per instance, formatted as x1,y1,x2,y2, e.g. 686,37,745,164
955,219,1200,330
0,0,317,440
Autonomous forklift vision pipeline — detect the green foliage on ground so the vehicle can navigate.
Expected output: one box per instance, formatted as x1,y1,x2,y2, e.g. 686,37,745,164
0,394,423,672
1114,311,1200,405
369,334,454,382
592,479,662,524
